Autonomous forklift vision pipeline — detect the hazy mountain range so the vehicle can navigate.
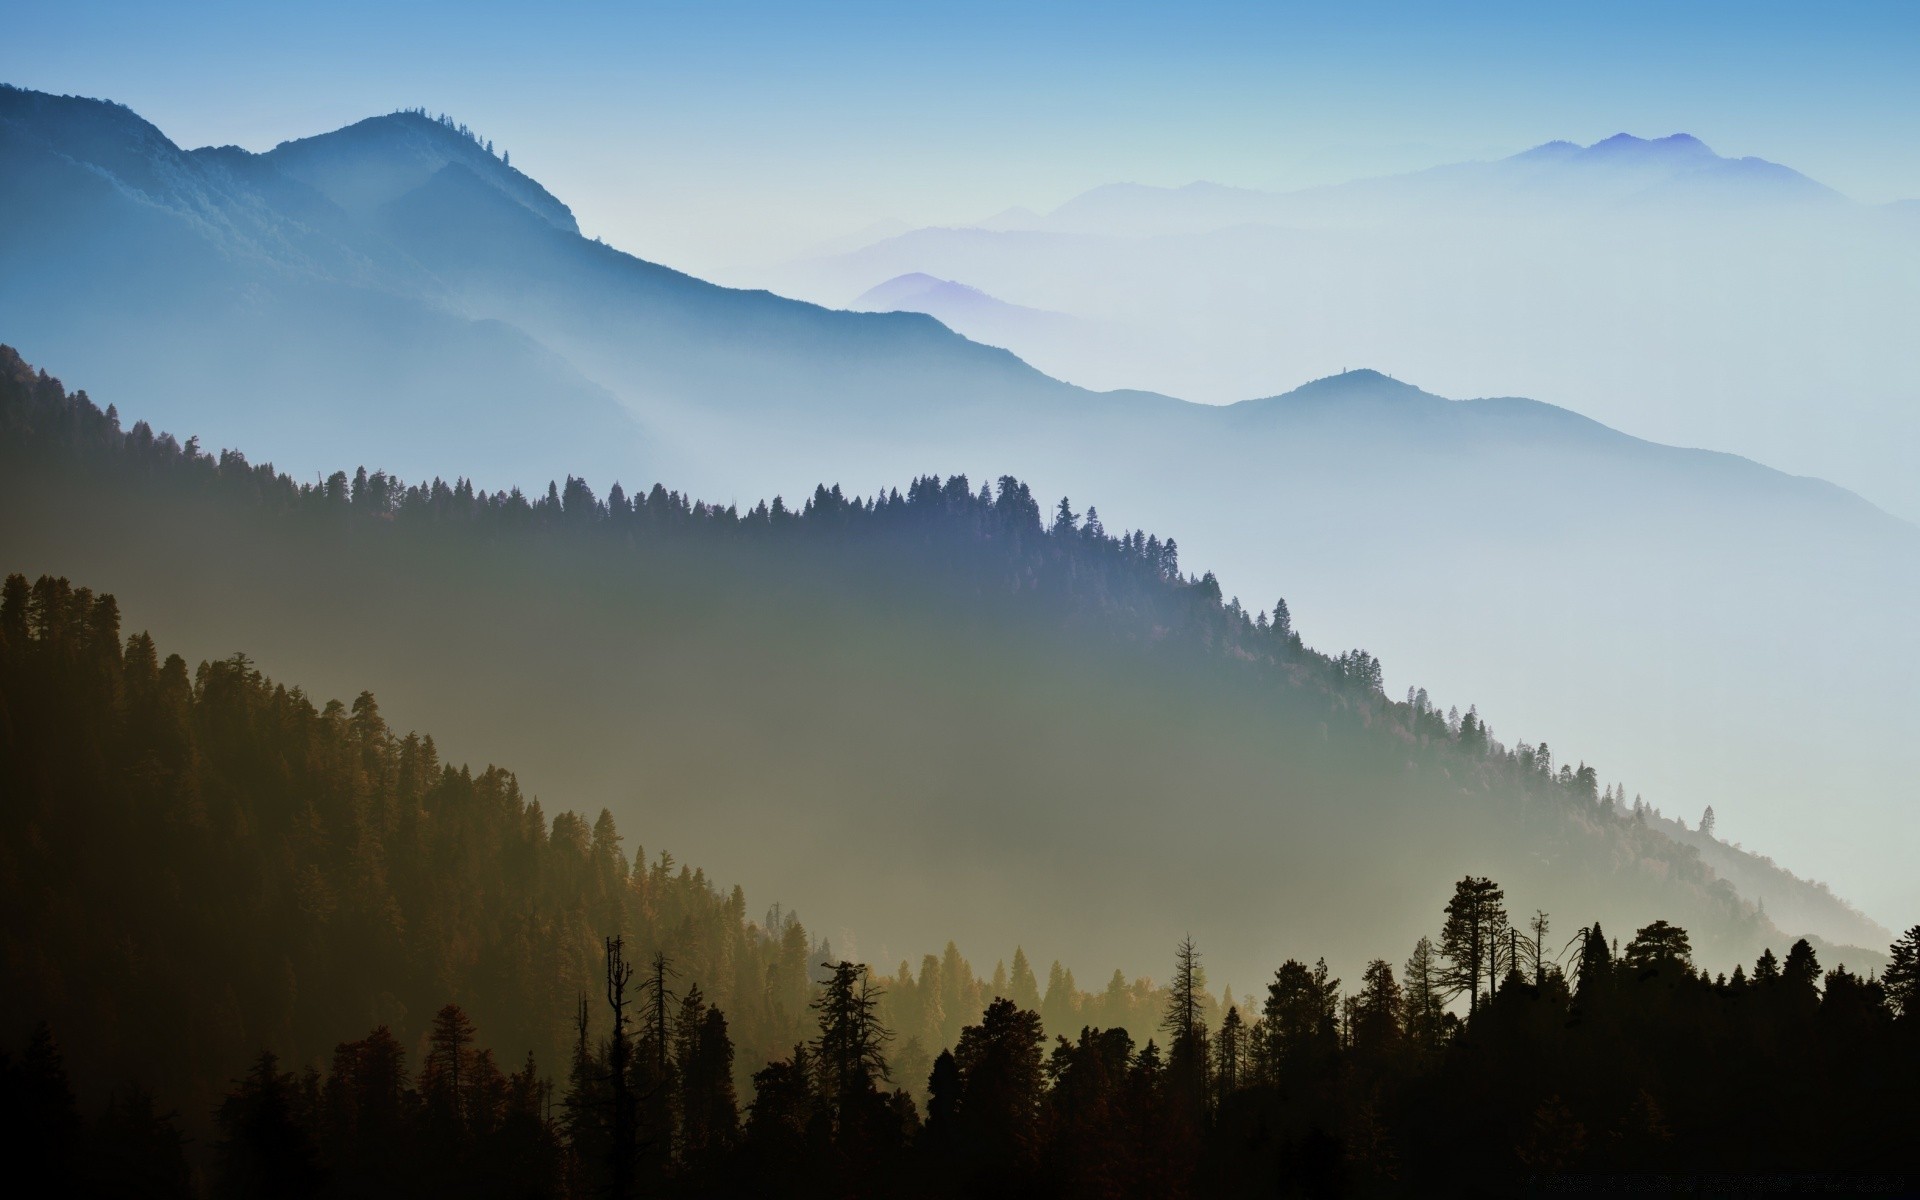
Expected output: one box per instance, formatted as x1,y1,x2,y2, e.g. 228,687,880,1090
758,133,1920,523
1,348,1890,1006
2,86,1916,932
849,273,1099,358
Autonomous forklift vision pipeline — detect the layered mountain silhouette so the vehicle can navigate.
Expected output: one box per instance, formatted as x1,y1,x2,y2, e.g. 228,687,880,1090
971,133,1842,240
769,133,1920,524
3,87,1917,928
0,85,1094,490
0,347,1890,1004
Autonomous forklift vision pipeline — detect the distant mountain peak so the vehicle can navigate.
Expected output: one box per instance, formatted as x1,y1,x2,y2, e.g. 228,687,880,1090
852,272,1050,317
1511,132,1720,165
1298,367,1421,391
1234,368,1434,413
857,272,984,304
1588,131,1716,157
263,108,578,234
1512,139,1583,160
976,206,1043,231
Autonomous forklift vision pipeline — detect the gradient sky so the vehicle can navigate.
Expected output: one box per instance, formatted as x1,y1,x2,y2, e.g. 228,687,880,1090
11,0,1920,275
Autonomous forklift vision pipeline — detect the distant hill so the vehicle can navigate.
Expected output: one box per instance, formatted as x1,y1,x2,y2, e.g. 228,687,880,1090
4,88,1918,929
769,132,1920,524
850,273,1091,355
998,134,1843,240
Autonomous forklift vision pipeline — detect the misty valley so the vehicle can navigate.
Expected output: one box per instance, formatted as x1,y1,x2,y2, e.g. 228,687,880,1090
3,39,1918,1200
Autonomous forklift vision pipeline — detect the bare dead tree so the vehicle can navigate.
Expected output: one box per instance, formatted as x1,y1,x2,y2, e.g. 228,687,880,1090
605,936,636,1200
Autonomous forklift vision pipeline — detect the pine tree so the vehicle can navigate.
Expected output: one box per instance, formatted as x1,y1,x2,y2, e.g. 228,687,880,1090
214,1052,320,1200
1160,936,1209,1114
1041,960,1077,1036
1439,876,1509,1014
951,998,1046,1172
1623,921,1693,976
1782,939,1822,1006
1052,497,1078,535
603,937,638,1200
1212,1004,1246,1102
1403,937,1448,1050
1575,923,1614,1005
923,1049,961,1147
1257,959,1337,1082
1009,947,1041,1011
1526,911,1552,987
811,961,891,1130
1352,959,1404,1056
422,1004,477,1130
679,1005,739,1159
562,997,610,1194
1884,925,1920,1018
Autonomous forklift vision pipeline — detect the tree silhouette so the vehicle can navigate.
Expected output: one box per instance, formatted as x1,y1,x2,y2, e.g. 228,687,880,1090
811,961,890,1133
603,936,638,1200
1352,959,1404,1057
1403,936,1449,1050
1439,876,1509,1014
951,997,1046,1178
1623,920,1694,977
1885,925,1920,1018
213,1052,320,1200
1160,936,1210,1115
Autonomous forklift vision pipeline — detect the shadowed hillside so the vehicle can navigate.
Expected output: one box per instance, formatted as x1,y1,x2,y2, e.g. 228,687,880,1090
0,348,1885,1007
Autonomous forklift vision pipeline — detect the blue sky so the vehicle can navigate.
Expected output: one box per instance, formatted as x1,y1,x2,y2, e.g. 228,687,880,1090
10,0,1919,271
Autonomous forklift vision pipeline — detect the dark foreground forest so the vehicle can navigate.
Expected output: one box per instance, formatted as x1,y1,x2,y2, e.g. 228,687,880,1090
4,578,1917,1197
2,569,1917,1195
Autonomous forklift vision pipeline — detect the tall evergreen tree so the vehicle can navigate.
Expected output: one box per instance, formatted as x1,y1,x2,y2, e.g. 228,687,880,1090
1160,936,1210,1115
421,1004,477,1132
811,961,891,1131
1623,921,1693,977
1256,959,1338,1083
951,998,1047,1176
1403,937,1449,1050
1885,925,1920,1018
1009,947,1041,1012
1575,923,1614,1007
1439,876,1509,1014
1212,1004,1246,1103
1352,959,1404,1057
213,1052,320,1200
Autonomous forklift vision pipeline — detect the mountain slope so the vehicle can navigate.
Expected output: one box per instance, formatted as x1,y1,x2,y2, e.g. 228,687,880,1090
4,90,1918,927
0,347,1892,1000
0,87,641,488
0,85,1148,488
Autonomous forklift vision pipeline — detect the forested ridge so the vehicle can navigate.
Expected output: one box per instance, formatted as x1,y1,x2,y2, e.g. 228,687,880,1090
0,569,1191,1119
3,578,1916,1194
3,347,1919,1193
5,579,1917,1195
0,343,1882,975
